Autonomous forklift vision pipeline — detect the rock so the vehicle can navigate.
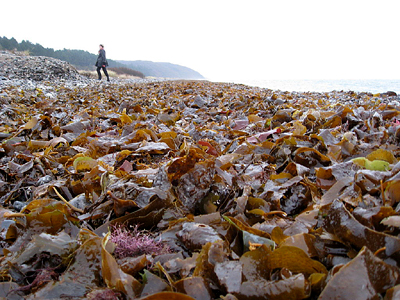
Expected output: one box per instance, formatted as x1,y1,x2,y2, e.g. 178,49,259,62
36,175,53,186
69,194,92,211
191,95,207,108
12,201,26,212
385,91,397,97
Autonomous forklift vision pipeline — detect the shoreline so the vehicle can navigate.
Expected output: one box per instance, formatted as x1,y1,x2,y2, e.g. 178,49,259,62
2,77,399,103
207,78,400,94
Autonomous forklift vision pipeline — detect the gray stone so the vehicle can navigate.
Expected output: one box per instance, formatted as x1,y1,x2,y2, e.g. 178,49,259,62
191,95,207,108
69,194,92,210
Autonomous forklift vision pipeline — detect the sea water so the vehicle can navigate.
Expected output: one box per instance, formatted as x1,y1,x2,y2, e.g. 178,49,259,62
212,79,400,94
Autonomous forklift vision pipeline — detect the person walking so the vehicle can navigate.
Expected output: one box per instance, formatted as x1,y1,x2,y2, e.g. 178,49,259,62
95,44,110,81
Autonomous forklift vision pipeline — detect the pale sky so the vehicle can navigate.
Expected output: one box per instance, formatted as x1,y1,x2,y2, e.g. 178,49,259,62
2,0,399,80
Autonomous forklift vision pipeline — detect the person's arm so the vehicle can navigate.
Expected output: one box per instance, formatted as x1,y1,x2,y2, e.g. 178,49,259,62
100,50,107,67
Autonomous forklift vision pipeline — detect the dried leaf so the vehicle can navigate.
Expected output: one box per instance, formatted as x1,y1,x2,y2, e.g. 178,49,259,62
352,157,390,171
324,200,400,257
319,247,400,299
138,292,196,300
266,246,327,276
23,116,39,130
73,156,98,172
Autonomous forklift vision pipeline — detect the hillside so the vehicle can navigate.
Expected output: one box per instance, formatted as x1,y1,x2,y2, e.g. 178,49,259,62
118,60,204,79
0,36,204,79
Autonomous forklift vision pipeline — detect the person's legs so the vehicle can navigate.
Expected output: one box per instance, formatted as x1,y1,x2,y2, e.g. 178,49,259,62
96,67,102,80
102,67,110,81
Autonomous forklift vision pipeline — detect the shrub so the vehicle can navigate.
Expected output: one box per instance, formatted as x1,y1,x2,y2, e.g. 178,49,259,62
108,67,145,78
78,70,118,79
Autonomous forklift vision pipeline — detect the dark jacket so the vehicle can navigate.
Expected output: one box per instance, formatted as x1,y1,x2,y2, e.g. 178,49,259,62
95,49,108,67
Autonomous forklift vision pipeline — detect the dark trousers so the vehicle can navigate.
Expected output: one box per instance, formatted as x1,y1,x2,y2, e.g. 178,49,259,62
96,66,109,80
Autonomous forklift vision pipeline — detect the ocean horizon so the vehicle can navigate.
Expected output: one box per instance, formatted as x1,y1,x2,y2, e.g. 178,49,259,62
208,78,400,94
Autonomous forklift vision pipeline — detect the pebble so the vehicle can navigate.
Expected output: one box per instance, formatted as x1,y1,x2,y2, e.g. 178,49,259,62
69,194,92,210
36,175,53,186
12,201,26,212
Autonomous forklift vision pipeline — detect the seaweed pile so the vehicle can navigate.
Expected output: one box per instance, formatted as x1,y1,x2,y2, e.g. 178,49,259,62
0,79,400,299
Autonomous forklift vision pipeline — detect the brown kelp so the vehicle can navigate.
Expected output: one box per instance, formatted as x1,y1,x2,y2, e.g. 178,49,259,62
0,80,399,299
